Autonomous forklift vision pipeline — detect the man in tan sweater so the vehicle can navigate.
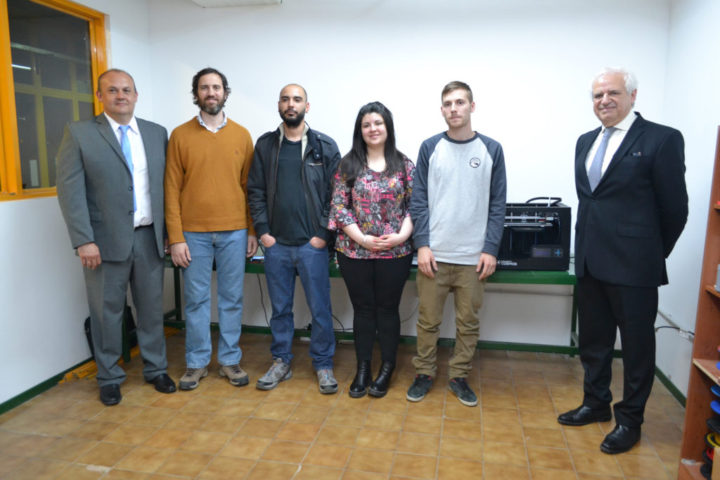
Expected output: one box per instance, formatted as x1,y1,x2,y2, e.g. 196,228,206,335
165,67,257,390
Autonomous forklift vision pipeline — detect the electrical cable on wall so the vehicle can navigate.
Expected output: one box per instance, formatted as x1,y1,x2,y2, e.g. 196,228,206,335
254,273,270,327
655,325,694,340
400,297,419,324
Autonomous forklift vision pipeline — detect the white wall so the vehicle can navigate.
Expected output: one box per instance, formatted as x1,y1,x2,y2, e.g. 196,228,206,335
0,199,90,403
148,0,671,214
5,0,715,403
653,0,720,396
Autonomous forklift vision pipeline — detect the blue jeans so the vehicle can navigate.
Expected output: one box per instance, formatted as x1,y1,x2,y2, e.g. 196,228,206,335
263,241,335,370
183,230,248,368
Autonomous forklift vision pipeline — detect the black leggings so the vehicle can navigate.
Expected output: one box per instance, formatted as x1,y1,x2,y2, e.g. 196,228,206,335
337,253,413,365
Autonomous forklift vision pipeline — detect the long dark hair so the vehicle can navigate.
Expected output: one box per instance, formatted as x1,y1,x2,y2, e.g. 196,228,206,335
339,101,406,184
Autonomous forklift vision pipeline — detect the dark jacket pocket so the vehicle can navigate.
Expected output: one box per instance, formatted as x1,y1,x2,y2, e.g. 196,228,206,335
617,223,653,238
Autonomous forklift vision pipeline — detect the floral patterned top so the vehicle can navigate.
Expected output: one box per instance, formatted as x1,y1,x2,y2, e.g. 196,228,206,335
328,157,415,259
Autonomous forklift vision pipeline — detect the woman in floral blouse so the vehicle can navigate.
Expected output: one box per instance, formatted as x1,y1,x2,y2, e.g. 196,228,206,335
329,101,415,398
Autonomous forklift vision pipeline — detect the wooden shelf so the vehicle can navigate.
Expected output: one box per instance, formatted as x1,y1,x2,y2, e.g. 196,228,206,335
706,285,720,299
680,126,720,467
693,358,720,384
679,461,707,480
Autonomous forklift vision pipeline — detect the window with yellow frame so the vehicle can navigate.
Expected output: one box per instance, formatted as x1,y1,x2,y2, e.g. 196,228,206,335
0,0,106,200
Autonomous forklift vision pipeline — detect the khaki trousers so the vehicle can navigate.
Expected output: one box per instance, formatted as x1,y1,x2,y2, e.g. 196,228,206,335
413,262,485,378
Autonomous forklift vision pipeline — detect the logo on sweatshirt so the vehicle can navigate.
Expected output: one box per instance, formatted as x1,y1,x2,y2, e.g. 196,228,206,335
469,157,481,168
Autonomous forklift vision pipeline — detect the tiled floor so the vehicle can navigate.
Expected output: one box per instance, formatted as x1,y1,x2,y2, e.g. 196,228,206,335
0,332,685,479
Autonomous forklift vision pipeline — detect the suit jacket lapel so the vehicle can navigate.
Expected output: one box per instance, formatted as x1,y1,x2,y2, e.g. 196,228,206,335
95,114,131,172
137,119,155,167
137,119,161,185
601,113,646,182
577,127,600,194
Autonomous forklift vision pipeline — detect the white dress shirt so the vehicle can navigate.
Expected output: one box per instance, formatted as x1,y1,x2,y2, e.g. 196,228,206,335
585,109,638,176
104,113,153,227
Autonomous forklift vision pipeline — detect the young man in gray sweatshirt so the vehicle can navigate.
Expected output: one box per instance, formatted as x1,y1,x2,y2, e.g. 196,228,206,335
407,81,507,407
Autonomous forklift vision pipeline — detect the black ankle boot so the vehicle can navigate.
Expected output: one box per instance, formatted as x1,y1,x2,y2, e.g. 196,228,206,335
349,361,371,398
368,362,394,398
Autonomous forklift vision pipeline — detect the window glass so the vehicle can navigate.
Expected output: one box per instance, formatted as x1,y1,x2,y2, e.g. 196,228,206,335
8,0,95,189
43,97,74,188
14,92,38,189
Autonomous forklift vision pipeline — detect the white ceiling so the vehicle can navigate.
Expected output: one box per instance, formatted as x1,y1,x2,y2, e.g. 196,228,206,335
190,0,281,6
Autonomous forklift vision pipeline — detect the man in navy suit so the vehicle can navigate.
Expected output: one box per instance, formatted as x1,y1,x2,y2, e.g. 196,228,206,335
57,69,176,406
557,68,688,454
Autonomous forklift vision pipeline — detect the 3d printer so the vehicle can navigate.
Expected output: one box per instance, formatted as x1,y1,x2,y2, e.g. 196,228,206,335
497,197,571,271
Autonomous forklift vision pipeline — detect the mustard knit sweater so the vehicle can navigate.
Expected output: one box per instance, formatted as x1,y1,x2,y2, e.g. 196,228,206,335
165,118,255,244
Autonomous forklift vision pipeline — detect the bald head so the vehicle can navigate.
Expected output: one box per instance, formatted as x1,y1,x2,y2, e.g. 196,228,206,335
278,84,309,129
279,83,307,102
97,68,137,94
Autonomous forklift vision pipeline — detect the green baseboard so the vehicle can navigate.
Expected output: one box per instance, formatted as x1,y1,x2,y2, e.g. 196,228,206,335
0,357,92,416
655,365,686,406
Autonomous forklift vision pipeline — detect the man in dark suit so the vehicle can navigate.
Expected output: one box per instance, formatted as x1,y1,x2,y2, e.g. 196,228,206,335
56,69,176,406
557,68,688,453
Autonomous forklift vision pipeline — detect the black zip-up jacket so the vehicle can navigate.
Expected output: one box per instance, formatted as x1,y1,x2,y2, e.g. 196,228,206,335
248,124,341,242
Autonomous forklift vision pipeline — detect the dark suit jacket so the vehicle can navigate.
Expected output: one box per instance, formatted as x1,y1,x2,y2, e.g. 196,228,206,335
56,113,168,262
574,112,688,287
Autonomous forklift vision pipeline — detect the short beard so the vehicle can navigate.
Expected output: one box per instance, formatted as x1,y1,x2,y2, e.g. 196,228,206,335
197,96,226,115
279,108,305,128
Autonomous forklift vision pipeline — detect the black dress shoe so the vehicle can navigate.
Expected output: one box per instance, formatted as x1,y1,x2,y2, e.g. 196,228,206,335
600,424,641,454
557,404,612,426
147,373,177,394
349,361,371,398
99,384,121,406
368,362,394,398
